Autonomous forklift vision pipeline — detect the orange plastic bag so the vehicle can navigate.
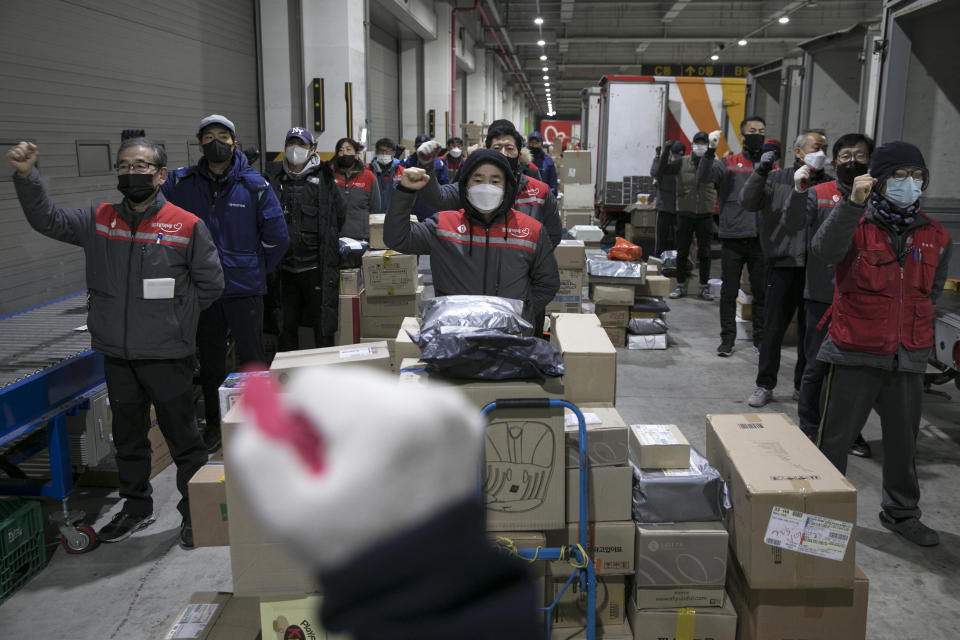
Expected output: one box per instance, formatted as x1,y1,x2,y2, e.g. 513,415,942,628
607,236,642,261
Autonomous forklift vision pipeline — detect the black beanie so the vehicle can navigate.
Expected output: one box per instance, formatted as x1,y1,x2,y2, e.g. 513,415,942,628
869,141,927,186
692,131,709,144
485,119,523,150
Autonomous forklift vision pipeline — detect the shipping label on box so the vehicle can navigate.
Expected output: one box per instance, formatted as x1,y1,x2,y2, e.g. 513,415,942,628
164,592,231,640
589,284,635,306
361,250,418,296
561,151,593,185
627,592,738,640
634,522,728,589
188,463,229,547
218,371,270,420
551,313,617,405
631,585,727,610
552,576,625,628
566,465,633,523
270,341,392,385
555,239,587,269
564,406,629,468
260,595,349,640
549,521,635,576
628,424,690,469
705,413,857,590
338,268,363,295
595,304,630,327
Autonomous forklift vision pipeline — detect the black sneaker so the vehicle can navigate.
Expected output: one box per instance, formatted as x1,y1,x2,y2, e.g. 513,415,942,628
97,512,156,543
179,520,195,550
850,434,872,458
879,511,939,547
717,343,734,357
202,425,222,453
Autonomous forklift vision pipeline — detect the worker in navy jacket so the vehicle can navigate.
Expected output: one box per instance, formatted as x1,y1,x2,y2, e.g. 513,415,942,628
162,114,288,452
527,131,558,196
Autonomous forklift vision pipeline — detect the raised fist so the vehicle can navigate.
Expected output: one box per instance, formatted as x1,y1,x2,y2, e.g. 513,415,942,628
850,173,877,205
399,167,430,191
793,165,811,193
757,150,777,175
7,142,38,178
708,130,722,149
417,140,442,158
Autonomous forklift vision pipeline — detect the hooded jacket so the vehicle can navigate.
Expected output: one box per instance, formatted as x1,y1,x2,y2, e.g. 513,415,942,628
649,143,683,213
703,147,763,239
163,149,288,298
369,157,405,213
333,158,381,240
383,150,560,318
15,169,224,359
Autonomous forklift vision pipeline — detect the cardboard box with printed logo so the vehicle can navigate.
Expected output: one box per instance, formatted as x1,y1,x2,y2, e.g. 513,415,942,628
270,341,392,385
602,326,627,347
361,250,418,296
633,522,728,594
163,592,260,640
706,413,857,589
631,585,726,610
551,576,626,629
547,268,587,314
260,595,349,640
188,463,229,547
564,406,629,468
628,424,690,469
566,465,633,523
594,304,630,327
550,313,617,405
549,521,635,576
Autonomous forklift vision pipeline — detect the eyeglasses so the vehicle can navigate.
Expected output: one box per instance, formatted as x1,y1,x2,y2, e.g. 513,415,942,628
836,151,868,163
114,160,159,174
891,168,926,183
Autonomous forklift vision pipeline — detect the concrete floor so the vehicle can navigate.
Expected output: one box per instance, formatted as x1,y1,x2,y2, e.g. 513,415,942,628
1,258,958,639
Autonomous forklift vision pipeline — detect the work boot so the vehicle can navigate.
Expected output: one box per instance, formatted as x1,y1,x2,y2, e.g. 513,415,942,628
850,434,872,458
717,343,734,357
179,520,195,550
698,284,714,301
879,512,939,547
747,387,773,407
97,511,156,543
669,283,686,299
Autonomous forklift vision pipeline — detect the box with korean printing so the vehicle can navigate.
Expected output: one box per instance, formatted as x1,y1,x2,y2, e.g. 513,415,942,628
595,304,630,327
551,576,626,629
603,326,627,347
549,521,635,576
706,413,857,589
361,250,418,296
547,268,586,314
631,585,726,610
633,522,728,591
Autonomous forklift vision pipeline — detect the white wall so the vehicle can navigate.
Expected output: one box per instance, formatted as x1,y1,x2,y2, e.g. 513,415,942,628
260,0,294,149
422,0,452,141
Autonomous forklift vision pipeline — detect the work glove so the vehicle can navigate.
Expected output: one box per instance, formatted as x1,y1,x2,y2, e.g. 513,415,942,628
417,139,442,159
756,150,777,177
794,165,811,193
708,130,722,150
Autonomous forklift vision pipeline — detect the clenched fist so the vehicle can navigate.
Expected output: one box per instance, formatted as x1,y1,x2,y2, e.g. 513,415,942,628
400,167,430,191
850,173,877,206
7,142,38,178
708,130,722,149
793,165,811,193
417,139,441,158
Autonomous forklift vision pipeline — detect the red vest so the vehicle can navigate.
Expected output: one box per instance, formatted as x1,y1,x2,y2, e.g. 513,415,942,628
513,176,549,213
335,168,377,192
435,208,542,254
829,212,948,354
813,181,843,211
94,201,198,247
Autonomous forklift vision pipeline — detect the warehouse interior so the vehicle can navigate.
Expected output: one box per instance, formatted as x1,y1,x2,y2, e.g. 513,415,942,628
1,1,959,639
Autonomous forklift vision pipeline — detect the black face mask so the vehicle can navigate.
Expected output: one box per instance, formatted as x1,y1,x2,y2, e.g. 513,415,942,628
202,139,234,164
117,173,157,203
836,160,869,186
336,155,356,169
742,134,764,152
504,155,519,173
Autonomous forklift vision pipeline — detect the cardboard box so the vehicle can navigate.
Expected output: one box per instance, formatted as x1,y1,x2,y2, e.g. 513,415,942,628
338,268,363,295
631,585,726,610
361,250,418,296
488,531,547,580
737,298,752,320
603,325,627,347
270,341,392,384
563,209,595,228
562,183,596,210
595,304,630,327
335,292,362,345
555,239,587,269
560,150,593,184
589,284,634,306
360,285,423,318
368,213,417,250
564,405,629,468
629,209,657,229
223,406,322,596
218,371,270,420
549,521,635,576
736,317,753,341
398,371,566,530
548,268,587,314
260,595,348,640
634,522,728,590
566,465,633,523
636,275,672,298
188,463,229,547
551,313,617,405
359,337,396,370
547,299,583,315
627,334,667,350
394,316,421,370
627,592,738,640
628,424,690,469
552,576,626,628
551,623,633,640
728,561,869,640
706,413,857,589
359,314,405,339
163,592,260,640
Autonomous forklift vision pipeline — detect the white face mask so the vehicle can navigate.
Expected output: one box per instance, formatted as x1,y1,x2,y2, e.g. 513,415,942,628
466,183,505,214
804,150,826,171
285,145,310,166
448,147,463,158
692,144,707,156
376,153,394,165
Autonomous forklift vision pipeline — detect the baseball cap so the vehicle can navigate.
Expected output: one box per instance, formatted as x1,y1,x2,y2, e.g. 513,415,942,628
285,127,314,145
692,131,709,144
198,114,236,137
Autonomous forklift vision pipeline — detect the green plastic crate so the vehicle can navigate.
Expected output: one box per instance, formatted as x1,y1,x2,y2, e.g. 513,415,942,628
0,498,46,605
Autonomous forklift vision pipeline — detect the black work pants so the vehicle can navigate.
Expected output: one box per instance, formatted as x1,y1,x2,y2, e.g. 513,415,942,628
279,268,335,352
654,210,677,257
103,356,207,521
797,300,831,438
819,364,923,519
197,296,265,428
719,238,765,346
675,214,713,285
756,266,806,390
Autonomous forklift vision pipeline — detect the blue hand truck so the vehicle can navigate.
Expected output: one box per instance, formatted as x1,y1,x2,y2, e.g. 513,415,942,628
481,398,597,640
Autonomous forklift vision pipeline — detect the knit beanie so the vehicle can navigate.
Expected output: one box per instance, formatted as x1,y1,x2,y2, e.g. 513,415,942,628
869,141,927,186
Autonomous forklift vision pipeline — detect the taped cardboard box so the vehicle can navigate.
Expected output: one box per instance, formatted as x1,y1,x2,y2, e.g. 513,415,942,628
222,405,322,596
270,341,392,385
368,213,417,250
595,304,630,327
629,209,657,229
566,466,633,523
627,592,738,640
393,316,421,370
260,595,349,640
603,326,627,347
564,406,629,468
736,298,752,320
361,250,418,296
632,585,726,610
563,209,595,228
555,239,587,269
635,275,672,298
188,463,229,547
398,370,566,531
335,292,362,345
562,183,596,210
360,285,424,318
628,424,690,469
589,284,635,306
550,313,617,405
634,522,728,591
338,268,363,295
560,150,593,184
163,592,260,640
727,561,869,640
705,413,857,589
549,521,635,576
551,576,626,629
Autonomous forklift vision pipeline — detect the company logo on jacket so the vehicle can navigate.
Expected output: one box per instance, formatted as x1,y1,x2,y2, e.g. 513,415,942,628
507,226,531,238
457,224,468,234
228,202,246,208
152,221,184,232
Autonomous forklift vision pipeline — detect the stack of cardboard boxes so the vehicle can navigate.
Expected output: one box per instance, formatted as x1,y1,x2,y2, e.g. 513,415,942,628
706,413,867,640
586,257,646,347
548,240,588,315
561,182,596,229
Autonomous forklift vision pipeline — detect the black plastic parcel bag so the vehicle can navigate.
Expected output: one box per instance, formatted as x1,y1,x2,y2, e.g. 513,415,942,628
413,328,565,380
631,447,730,523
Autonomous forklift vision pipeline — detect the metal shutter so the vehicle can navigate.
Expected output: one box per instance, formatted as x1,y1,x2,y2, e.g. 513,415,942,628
368,24,400,146
0,0,259,315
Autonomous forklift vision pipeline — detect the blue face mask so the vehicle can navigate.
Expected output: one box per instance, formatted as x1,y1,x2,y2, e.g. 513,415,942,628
884,177,923,208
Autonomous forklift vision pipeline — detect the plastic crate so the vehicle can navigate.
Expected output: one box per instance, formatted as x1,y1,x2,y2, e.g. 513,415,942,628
0,498,46,605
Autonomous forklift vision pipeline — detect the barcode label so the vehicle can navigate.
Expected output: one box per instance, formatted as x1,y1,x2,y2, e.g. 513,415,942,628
763,506,853,561
739,422,764,429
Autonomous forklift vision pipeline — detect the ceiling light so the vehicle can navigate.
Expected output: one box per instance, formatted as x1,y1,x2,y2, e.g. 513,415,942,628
738,39,747,46
778,16,790,24
540,55,548,61
542,66,548,72
710,54,719,61
544,82,550,87
537,39,546,46
543,75,550,80
534,16,544,25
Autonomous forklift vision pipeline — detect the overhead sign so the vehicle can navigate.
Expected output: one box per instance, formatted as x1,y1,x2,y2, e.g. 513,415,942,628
540,119,579,144
646,63,752,78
